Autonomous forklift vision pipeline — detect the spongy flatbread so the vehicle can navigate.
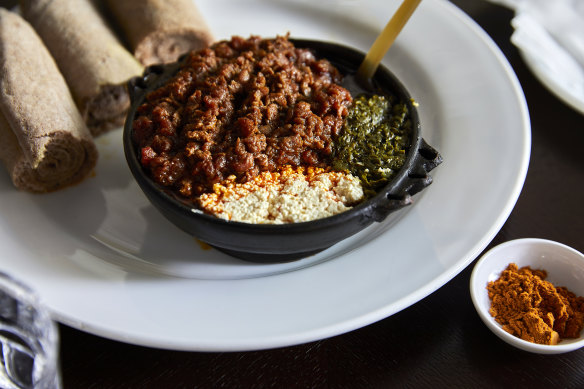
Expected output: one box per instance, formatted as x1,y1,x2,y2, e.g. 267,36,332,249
105,0,214,66
20,0,144,136
0,9,97,192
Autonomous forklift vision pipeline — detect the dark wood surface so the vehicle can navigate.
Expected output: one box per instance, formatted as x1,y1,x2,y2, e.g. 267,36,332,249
4,0,584,387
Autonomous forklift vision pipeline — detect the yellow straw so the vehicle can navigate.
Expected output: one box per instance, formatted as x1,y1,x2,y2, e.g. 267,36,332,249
357,0,422,81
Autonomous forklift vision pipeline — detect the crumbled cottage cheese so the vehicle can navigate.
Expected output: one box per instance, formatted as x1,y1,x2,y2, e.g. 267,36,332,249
198,166,364,224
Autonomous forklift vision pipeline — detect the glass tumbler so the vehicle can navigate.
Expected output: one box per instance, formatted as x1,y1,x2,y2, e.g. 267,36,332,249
0,272,60,389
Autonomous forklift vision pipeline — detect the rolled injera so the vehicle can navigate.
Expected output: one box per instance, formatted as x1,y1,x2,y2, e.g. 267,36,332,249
105,0,214,66
0,9,97,193
20,0,144,136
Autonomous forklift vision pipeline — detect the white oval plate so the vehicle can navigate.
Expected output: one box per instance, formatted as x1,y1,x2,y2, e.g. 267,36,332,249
0,0,530,351
519,49,584,115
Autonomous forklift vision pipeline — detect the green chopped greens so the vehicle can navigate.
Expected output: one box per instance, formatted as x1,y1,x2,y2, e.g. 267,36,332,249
333,94,412,198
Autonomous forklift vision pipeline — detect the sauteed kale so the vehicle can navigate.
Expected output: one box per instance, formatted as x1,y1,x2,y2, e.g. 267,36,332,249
333,94,412,197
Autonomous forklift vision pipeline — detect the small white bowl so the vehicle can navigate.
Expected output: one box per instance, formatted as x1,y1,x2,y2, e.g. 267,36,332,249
470,238,584,354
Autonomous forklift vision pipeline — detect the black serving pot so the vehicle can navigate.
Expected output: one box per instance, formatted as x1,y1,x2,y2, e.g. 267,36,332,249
123,39,442,263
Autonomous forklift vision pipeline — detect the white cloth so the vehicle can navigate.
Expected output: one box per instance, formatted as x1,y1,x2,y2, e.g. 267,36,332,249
487,0,584,103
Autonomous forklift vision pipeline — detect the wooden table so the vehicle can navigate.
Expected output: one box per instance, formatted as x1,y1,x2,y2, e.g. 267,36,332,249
5,0,584,387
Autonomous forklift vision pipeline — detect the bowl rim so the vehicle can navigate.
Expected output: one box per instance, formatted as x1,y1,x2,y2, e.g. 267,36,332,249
123,38,428,231
470,238,584,354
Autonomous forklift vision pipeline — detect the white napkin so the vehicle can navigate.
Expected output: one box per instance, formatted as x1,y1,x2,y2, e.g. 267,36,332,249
487,0,584,104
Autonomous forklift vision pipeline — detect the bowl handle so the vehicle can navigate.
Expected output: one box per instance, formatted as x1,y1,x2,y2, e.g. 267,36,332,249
370,138,442,222
127,60,183,106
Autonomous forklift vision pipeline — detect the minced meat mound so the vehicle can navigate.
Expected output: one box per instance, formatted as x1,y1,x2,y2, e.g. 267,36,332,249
132,35,353,198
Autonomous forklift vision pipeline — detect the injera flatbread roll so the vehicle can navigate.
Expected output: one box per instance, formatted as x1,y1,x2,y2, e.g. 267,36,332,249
20,0,144,136
0,9,97,193
105,0,214,66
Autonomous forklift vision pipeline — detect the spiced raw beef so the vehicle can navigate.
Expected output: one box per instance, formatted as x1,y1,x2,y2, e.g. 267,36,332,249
133,35,353,200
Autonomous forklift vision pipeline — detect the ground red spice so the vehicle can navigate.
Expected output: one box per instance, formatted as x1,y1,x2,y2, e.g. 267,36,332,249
487,263,584,345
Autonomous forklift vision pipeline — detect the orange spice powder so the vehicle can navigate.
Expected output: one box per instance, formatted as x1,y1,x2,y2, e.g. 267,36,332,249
487,263,584,345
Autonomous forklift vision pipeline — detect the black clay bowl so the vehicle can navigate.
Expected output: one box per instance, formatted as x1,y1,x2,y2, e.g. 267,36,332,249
123,39,442,263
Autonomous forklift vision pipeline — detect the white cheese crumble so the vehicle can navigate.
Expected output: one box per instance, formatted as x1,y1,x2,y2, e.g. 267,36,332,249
198,167,364,224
